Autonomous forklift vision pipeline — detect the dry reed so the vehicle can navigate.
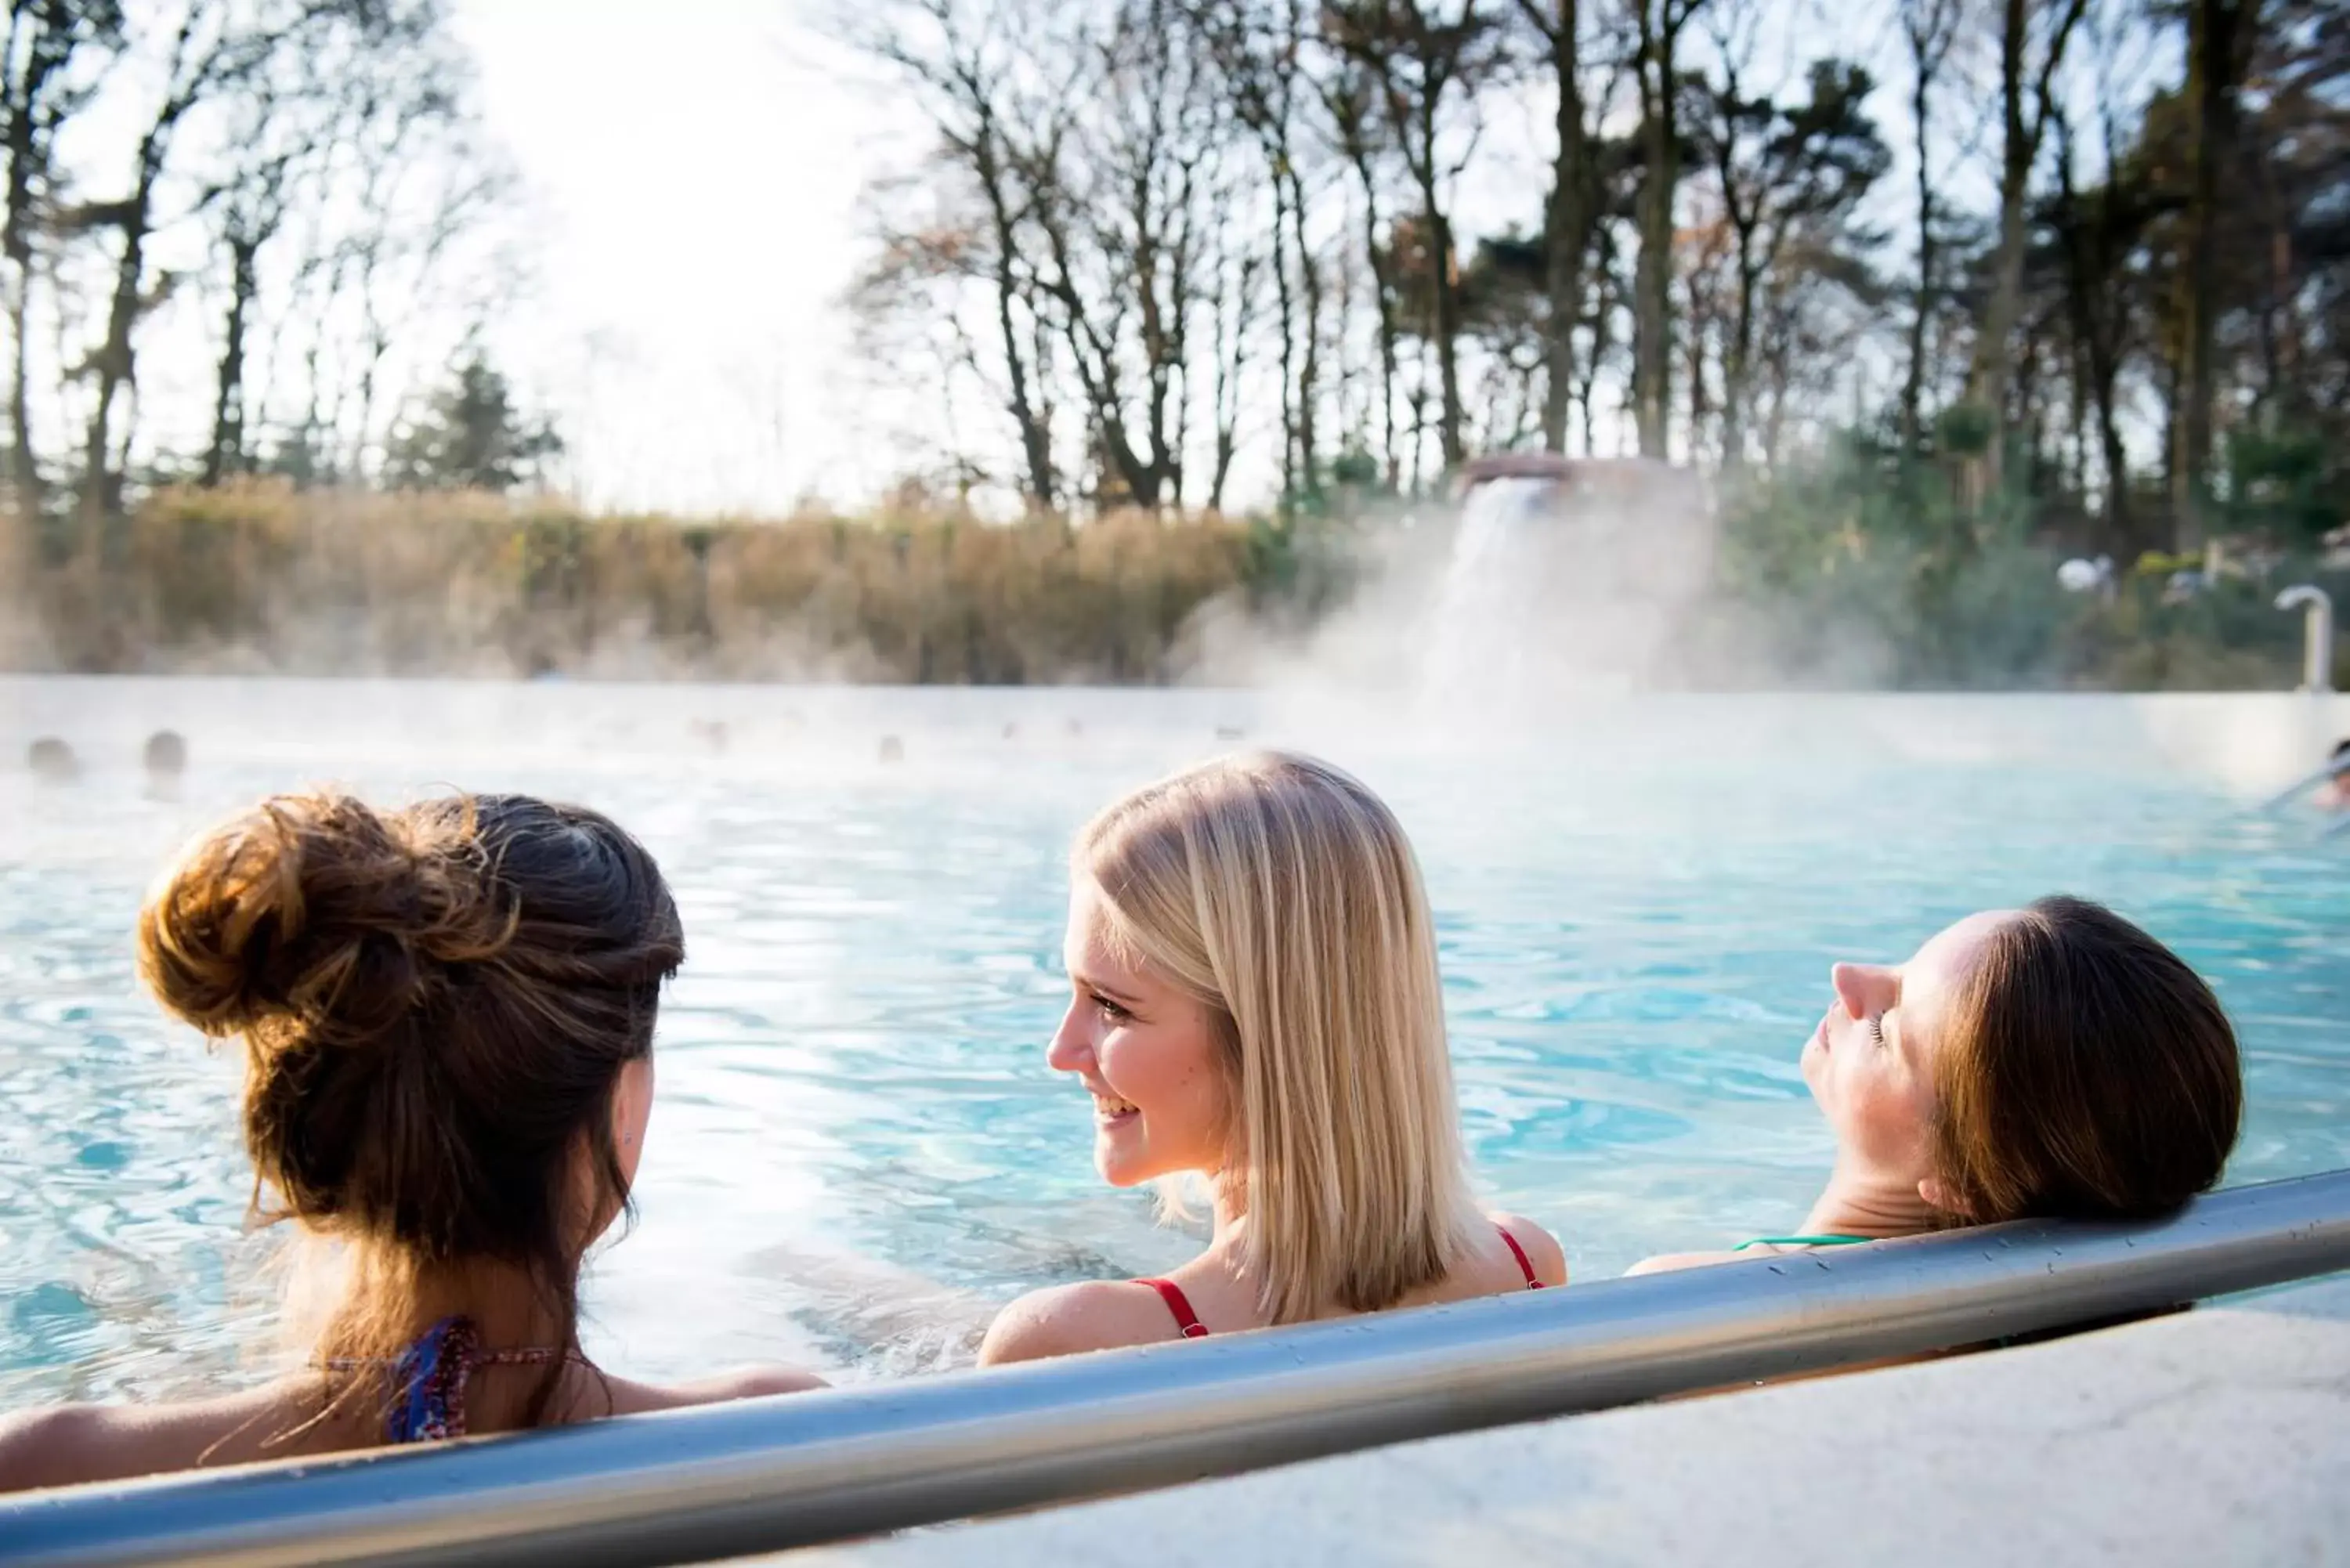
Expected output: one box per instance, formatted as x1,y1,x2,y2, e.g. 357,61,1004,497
13,482,1255,682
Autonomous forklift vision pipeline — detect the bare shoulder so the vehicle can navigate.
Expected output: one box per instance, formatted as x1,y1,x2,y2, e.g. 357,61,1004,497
0,1379,319,1495
0,1403,111,1494
1625,1248,1746,1277
592,1364,830,1418
1490,1212,1568,1288
978,1281,1180,1367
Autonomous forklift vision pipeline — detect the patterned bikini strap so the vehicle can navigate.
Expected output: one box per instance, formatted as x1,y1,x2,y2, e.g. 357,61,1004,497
324,1316,562,1443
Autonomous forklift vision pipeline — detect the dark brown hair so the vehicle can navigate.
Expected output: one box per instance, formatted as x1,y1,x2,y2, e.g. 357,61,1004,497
139,790,683,1423
1932,895,2241,1225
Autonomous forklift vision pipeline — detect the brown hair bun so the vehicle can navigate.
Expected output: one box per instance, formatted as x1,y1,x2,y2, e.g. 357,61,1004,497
138,793,511,1053
137,791,682,1263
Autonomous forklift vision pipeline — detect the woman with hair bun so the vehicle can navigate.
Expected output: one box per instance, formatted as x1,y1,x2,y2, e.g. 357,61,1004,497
0,791,819,1494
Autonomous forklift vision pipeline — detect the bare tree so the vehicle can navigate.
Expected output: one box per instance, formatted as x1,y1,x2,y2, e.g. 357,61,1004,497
65,0,290,539
1186,0,1325,499
1014,0,1217,508
2170,0,2258,548
0,0,119,520
847,0,1065,510
1690,8,1890,473
1965,0,2090,499
1513,0,1602,454
1325,0,1507,470
1319,54,1403,482
1897,0,1963,452
1630,0,1708,459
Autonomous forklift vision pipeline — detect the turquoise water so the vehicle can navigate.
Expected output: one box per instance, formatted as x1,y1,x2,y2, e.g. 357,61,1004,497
2,681,2345,1402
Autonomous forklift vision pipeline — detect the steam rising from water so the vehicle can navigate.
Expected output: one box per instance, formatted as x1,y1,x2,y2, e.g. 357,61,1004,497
1190,465,1719,713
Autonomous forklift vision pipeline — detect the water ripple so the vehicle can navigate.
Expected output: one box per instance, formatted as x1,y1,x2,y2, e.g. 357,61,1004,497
2,686,2344,1394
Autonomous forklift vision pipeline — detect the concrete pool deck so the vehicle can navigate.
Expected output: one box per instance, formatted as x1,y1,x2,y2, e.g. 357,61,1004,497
788,1271,2350,1567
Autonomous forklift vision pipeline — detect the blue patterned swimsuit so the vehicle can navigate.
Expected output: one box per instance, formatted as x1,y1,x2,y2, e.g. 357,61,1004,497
327,1316,561,1443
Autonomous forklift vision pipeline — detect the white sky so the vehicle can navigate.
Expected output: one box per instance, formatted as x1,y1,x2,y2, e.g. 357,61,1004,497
449,0,899,514
432,0,2163,515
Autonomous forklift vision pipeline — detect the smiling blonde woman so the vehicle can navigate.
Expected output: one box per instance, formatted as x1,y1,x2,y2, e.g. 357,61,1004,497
979,752,1563,1364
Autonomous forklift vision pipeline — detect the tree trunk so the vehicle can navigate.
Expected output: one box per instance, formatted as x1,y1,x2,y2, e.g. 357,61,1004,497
974,117,1054,511
1344,135,1400,486
204,233,258,487
1285,160,1321,493
1426,197,1465,467
3,65,38,517
6,276,31,515
2052,113,2132,551
1632,0,1680,460
1270,158,1299,498
1969,0,2031,500
3,1,83,522
1968,0,2089,502
1397,81,1466,471
1898,0,1957,453
1900,84,1934,450
1580,233,1614,454
81,175,156,547
2171,0,2252,552
1538,0,1586,454
1722,252,1756,471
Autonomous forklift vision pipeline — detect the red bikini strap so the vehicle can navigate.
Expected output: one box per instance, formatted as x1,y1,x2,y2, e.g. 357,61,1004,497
1497,1226,1546,1289
1135,1277,1209,1339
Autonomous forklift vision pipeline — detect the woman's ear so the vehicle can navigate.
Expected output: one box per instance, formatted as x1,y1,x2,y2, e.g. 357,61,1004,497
611,1056,655,1181
1918,1175,1972,1218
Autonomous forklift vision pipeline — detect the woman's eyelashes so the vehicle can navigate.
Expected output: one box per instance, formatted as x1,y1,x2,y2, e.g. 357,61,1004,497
1084,988,1132,1024
1865,1013,1888,1049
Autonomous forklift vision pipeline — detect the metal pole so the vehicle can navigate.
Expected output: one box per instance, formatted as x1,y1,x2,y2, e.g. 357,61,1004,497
2276,584,2334,693
8,1169,2350,1568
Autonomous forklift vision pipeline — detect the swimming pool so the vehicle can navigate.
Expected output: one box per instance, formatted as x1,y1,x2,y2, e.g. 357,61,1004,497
2,678,2345,1403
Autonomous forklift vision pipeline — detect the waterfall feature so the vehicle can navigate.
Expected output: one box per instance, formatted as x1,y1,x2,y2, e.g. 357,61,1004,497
1423,478,1559,702
1419,462,1713,709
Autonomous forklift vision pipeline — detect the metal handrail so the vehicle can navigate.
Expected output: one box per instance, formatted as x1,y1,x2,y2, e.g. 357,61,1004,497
8,1169,2350,1568
2276,584,2334,693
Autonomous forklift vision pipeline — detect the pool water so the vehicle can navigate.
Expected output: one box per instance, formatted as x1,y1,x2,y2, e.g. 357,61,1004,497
2,679,2345,1403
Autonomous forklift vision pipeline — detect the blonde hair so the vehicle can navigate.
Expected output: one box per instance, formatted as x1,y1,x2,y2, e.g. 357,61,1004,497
1076,751,1483,1324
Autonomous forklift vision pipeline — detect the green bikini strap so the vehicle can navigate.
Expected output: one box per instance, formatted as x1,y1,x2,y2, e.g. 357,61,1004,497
1732,1234,1874,1251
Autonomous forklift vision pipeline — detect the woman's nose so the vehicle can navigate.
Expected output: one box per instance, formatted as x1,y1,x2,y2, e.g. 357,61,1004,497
1831,962,1889,1020
1046,1005,1092,1074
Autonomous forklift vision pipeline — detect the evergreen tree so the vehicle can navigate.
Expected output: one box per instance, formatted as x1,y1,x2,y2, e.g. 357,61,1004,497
385,356,562,492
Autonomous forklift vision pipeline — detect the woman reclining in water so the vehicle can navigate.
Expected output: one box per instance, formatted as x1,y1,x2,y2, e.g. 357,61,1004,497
1632,896,2241,1274
980,751,1564,1363
0,790,819,1494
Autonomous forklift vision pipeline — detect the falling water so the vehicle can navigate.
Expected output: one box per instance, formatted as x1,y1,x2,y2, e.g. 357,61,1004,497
1423,478,1559,704
1418,464,1716,710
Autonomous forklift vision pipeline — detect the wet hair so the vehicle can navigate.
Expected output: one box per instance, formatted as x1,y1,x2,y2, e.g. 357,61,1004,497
138,791,682,1425
28,737,78,782
1075,752,1482,1324
143,730,188,775
2330,737,2349,773
1930,896,2240,1225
